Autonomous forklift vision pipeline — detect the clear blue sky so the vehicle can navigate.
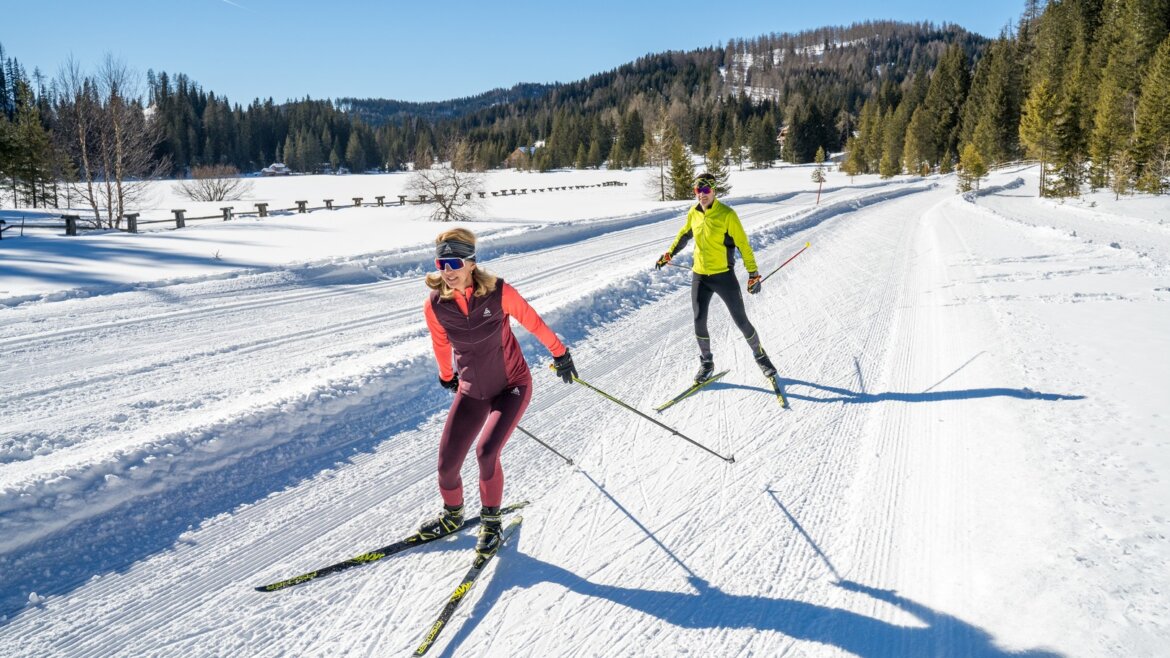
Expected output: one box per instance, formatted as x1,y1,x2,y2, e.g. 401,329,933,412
4,0,1025,104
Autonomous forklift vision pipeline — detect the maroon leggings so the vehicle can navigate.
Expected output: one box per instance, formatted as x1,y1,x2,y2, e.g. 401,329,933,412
437,384,531,508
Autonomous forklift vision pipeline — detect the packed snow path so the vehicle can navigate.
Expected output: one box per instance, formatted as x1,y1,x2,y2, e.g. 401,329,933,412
1,170,1166,657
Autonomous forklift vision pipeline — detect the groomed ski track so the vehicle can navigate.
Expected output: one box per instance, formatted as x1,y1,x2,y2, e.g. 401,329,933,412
2,170,1163,657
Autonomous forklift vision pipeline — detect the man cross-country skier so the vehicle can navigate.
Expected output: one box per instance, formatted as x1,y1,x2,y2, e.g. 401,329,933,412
655,172,777,384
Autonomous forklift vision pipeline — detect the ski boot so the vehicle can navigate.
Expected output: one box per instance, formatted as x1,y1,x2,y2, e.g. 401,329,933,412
475,506,503,558
755,349,777,378
694,355,715,384
418,503,464,540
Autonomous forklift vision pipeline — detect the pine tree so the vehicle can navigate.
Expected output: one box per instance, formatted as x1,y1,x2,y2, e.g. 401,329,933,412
749,114,777,168
918,44,971,166
902,108,930,175
1134,34,1170,192
705,141,731,196
732,120,746,170
345,131,366,172
841,136,863,182
1089,0,1170,187
620,108,644,167
668,135,695,200
811,146,827,203
1020,79,1060,196
0,114,13,205
957,142,988,192
11,80,52,207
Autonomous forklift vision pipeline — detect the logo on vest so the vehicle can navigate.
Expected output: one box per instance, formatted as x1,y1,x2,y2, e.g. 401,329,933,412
483,308,492,317
511,387,520,395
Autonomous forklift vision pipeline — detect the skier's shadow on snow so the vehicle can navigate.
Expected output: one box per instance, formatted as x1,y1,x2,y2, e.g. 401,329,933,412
442,537,1062,658
709,379,1084,406
434,476,1063,658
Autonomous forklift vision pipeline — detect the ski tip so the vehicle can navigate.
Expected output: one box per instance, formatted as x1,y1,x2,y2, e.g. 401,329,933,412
805,241,811,247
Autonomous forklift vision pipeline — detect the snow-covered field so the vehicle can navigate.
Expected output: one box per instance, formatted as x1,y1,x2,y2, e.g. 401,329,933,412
1,165,1167,657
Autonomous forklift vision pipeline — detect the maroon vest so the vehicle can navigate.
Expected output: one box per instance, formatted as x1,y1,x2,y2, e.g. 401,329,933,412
429,279,530,399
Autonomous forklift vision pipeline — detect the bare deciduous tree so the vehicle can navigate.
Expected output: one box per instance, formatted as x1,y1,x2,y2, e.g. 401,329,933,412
56,55,169,228
174,165,254,202
407,165,483,222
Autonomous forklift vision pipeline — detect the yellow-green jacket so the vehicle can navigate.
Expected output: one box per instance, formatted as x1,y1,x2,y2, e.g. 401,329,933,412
667,199,758,275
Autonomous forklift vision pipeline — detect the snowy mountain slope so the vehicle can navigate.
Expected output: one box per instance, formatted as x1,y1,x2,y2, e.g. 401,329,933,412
0,167,1166,657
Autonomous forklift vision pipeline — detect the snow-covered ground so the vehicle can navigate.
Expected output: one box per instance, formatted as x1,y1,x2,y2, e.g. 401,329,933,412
1,165,1167,657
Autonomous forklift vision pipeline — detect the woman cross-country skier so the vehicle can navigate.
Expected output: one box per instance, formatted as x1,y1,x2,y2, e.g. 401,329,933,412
655,171,777,384
419,228,577,557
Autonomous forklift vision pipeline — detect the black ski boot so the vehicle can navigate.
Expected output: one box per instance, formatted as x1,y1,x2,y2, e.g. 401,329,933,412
475,506,503,558
418,503,464,540
755,349,777,378
694,355,715,384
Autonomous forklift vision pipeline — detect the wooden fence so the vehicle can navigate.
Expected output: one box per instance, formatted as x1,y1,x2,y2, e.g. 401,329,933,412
6,181,629,236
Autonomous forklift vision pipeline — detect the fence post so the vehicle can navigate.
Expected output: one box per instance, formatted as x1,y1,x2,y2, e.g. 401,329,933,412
62,214,79,236
465,193,472,200
124,213,140,233
172,209,187,228
352,197,363,207
478,191,486,199
221,206,233,221
418,195,428,203
398,195,407,206
0,219,5,240
375,196,385,207
324,199,334,210
255,203,269,217
296,200,307,213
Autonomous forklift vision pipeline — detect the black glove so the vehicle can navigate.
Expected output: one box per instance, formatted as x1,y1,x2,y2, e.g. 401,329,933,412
439,373,459,391
746,272,762,295
655,252,673,269
553,349,577,384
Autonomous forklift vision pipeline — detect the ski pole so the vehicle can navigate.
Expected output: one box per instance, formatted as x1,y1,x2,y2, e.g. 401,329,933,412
515,425,574,465
551,366,735,463
760,241,811,283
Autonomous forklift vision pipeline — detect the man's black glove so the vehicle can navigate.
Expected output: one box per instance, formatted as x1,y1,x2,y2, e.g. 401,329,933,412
746,272,762,295
439,373,459,391
553,349,577,384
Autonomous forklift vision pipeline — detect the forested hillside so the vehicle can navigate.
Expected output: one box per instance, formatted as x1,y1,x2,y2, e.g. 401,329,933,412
2,3,1168,216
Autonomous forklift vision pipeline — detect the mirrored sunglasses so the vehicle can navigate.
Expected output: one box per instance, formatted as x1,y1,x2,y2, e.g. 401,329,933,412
434,257,473,271
694,185,713,194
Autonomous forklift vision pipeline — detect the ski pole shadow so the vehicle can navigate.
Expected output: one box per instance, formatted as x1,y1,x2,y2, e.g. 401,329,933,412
767,378,1084,406
765,488,842,582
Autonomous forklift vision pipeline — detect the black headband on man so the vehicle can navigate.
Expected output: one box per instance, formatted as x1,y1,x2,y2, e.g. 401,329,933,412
436,240,476,260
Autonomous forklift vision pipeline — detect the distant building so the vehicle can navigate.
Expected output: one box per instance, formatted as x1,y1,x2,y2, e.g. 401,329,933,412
261,163,291,176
